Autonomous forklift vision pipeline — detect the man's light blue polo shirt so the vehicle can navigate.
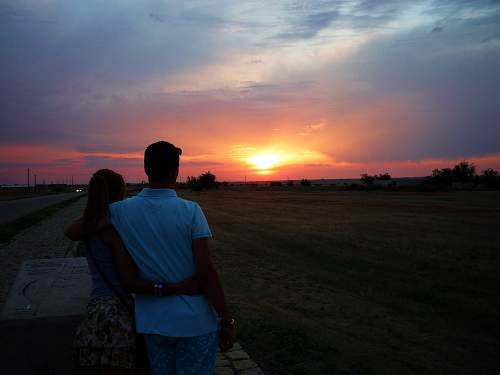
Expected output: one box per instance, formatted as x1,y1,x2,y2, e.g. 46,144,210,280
109,188,219,337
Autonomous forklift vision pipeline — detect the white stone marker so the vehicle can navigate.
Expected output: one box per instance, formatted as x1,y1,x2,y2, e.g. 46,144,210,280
1,257,91,320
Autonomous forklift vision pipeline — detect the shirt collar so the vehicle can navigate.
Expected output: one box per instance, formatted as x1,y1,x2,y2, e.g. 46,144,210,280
138,188,178,198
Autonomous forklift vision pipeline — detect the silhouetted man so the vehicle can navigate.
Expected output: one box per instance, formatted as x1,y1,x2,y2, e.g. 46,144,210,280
110,141,237,375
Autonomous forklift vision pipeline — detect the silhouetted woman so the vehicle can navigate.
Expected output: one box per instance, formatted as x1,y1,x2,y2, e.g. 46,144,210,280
66,169,200,374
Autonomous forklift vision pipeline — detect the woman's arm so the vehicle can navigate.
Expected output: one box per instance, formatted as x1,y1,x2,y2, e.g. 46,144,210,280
100,227,201,296
64,217,85,241
64,216,112,241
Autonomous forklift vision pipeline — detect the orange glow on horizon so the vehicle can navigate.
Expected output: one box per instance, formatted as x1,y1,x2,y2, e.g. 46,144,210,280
2,141,500,184
248,153,281,174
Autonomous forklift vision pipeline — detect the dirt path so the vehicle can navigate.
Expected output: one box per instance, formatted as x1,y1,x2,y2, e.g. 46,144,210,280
0,197,86,310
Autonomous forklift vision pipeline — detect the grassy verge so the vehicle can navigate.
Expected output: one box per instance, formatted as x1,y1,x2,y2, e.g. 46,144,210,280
0,195,86,244
181,189,500,375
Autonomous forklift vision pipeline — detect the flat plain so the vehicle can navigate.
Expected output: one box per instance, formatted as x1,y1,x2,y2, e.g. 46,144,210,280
181,189,500,375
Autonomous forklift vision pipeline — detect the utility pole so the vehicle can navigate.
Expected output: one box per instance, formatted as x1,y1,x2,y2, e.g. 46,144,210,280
27,168,30,191
34,174,37,192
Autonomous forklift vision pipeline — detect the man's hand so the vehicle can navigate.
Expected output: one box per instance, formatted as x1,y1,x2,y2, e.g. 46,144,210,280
219,319,238,352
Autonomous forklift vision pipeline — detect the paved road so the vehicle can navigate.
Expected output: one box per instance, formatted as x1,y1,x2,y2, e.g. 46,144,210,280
0,192,85,225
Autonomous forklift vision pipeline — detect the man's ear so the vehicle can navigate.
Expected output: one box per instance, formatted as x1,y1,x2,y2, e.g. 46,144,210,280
168,167,179,183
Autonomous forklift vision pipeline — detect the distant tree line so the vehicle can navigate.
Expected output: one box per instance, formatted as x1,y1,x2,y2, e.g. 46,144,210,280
272,179,312,187
300,179,311,186
357,161,500,190
185,171,218,190
181,162,499,191
428,161,499,188
182,173,316,190
360,173,392,185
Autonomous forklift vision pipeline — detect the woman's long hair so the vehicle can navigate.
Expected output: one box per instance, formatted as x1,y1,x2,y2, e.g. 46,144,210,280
83,169,125,231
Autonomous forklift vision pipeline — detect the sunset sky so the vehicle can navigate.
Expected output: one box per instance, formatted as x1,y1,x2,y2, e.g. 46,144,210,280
1,0,500,184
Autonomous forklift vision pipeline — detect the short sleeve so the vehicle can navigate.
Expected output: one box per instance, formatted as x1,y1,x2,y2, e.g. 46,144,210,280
191,203,212,239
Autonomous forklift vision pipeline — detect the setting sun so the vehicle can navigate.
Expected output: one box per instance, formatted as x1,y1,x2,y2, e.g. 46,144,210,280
249,153,280,171
232,145,330,177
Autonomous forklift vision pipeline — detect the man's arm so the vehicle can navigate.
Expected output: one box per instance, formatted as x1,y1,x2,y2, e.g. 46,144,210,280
192,237,237,350
100,228,201,296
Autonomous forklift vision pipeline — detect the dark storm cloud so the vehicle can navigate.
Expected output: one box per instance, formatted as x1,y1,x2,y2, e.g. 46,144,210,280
322,5,500,162
273,10,340,40
83,156,141,169
482,30,500,43
269,0,404,43
0,0,234,148
0,157,82,170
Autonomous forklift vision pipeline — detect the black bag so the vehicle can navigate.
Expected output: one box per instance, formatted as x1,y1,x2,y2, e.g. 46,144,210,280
84,238,149,369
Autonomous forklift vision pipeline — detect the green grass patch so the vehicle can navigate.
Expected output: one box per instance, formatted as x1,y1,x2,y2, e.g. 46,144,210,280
0,195,86,244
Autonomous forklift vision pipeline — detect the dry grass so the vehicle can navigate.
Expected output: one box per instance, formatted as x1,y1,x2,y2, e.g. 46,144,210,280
180,189,500,375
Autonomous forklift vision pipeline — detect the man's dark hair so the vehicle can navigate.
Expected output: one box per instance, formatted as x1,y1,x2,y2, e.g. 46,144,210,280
144,141,182,183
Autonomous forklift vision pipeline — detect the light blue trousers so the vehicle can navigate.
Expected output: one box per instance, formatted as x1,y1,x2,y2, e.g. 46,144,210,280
144,331,219,375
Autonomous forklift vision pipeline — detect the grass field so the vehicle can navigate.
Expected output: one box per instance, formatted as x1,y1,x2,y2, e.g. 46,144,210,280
180,189,500,375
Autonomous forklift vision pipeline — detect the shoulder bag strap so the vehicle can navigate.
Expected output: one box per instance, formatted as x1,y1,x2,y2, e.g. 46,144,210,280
84,237,134,316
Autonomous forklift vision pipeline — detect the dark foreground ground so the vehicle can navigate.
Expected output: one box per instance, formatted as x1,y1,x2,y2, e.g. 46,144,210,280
181,189,500,375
